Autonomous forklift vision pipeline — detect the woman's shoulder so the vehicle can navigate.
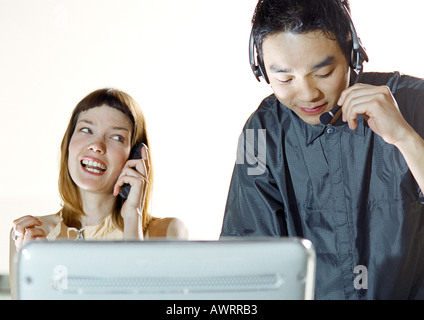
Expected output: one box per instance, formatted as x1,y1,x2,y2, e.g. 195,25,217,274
146,217,189,239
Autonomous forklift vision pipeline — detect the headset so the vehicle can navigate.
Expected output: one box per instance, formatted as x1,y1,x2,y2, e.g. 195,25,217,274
249,0,369,84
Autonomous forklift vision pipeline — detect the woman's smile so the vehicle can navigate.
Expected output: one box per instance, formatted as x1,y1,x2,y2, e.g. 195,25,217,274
80,156,107,175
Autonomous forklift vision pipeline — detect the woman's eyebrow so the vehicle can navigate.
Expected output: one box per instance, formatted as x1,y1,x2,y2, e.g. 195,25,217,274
77,119,130,132
111,126,130,132
76,119,93,125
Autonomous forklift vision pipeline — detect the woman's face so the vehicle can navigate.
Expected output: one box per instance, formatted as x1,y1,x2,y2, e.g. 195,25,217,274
68,105,133,195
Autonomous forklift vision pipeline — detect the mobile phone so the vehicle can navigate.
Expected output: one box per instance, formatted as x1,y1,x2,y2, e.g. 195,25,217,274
118,142,145,199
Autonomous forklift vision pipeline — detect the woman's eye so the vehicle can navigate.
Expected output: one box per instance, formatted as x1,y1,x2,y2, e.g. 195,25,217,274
112,135,124,142
80,127,92,134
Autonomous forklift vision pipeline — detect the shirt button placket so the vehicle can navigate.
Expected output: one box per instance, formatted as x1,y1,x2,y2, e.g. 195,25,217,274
325,126,355,298
326,127,336,134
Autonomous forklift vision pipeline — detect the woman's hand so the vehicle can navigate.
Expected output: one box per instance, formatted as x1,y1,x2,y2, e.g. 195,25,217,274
11,215,46,252
113,144,150,237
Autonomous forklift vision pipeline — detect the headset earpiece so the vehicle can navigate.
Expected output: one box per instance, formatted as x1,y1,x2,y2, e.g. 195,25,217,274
249,29,270,84
342,1,369,73
351,42,368,73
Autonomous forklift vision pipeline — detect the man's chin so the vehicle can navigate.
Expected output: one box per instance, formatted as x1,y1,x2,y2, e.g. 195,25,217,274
296,112,323,125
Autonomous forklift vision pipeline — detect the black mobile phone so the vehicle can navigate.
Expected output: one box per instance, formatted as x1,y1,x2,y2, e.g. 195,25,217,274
118,142,145,199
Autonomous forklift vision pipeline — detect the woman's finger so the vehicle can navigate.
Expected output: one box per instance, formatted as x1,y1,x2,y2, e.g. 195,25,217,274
13,215,42,234
113,169,148,197
13,225,46,252
23,227,47,241
125,158,150,178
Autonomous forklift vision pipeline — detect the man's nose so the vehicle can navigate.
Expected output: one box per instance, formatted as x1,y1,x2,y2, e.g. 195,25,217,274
296,78,321,102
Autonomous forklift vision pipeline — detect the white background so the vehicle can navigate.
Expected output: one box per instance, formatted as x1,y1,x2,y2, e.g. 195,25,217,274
1,0,423,275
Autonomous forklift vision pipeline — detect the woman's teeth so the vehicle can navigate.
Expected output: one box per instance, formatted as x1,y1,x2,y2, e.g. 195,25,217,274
81,159,107,173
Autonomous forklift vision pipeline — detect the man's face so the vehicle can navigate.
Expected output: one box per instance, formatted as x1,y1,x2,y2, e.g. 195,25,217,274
262,31,350,125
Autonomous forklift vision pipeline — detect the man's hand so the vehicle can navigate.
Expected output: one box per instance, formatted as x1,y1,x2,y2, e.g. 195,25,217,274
339,83,414,146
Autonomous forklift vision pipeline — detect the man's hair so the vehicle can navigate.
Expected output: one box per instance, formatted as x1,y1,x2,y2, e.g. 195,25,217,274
252,0,352,62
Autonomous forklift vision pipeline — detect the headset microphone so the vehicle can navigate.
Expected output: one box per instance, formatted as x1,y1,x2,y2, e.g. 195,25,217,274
320,105,341,125
319,1,368,125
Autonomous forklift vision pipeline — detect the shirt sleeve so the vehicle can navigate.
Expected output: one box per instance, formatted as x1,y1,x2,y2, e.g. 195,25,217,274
395,74,424,204
220,106,288,237
395,73,424,139
362,72,424,204
361,72,424,138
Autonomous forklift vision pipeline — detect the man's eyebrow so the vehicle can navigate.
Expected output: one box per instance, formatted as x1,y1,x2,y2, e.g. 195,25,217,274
269,65,290,73
269,55,336,74
311,56,336,71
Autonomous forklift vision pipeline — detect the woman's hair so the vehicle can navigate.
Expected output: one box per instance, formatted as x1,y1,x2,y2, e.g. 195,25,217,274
58,88,156,232
252,0,352,63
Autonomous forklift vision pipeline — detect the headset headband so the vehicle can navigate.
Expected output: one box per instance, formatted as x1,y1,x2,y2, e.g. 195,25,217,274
249,0,368,83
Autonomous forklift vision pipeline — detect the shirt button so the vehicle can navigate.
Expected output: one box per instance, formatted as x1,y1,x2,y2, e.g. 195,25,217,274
327,127,336,134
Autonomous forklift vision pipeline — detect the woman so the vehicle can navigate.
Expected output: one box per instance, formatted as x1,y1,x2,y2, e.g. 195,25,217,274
9,88,188,296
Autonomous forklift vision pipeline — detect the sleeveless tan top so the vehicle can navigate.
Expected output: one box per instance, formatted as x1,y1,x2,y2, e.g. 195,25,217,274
46,213,124,241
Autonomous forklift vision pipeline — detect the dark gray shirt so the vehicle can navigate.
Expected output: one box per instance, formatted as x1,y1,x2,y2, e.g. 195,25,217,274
220,72,424,299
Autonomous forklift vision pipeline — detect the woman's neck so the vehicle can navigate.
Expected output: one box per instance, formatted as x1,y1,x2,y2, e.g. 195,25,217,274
79,191,116,226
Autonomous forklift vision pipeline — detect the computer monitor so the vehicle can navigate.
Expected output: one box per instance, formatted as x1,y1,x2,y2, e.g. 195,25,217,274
15,237,316,300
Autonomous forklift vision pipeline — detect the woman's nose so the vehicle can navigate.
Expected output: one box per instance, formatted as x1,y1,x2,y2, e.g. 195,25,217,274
88,140,106,154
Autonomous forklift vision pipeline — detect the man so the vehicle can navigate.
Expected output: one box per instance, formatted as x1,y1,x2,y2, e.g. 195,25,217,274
220,0,424,299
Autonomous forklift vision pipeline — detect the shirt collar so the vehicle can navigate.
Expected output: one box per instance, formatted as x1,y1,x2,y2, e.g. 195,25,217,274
291,109,367,146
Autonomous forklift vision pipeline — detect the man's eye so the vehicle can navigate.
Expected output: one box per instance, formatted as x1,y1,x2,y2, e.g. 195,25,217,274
278,78,293,84
316,69,334,78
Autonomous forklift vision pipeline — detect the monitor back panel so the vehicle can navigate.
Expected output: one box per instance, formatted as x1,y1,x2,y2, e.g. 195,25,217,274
16,238,316,300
